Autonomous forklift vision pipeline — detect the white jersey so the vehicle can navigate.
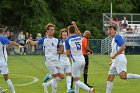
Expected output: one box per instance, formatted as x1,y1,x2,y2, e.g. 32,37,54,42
38,37,59,62
59,40,70,65
0,36,10,66
110,34,127,62
65,35,84,62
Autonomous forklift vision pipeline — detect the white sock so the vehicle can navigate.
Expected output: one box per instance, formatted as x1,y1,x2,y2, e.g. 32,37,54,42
106,81,113,93
127,73,140,79
43,79,53,92
75,80,90,92
46,80,53,87
75,83,79,93
52,77,61,93
6,79,16,93
66,76,71,90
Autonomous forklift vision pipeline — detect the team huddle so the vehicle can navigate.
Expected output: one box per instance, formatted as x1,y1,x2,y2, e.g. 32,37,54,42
0,22,140,93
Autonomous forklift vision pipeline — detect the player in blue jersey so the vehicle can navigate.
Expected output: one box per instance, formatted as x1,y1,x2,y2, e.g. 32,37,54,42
106,26,140,93
27,23,64,93
65,21,95,93
0,28,24,93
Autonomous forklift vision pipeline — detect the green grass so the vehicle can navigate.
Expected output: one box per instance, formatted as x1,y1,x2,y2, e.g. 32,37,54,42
0,55,140,93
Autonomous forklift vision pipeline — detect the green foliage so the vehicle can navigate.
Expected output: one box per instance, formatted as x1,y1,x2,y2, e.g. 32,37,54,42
0,0,139,38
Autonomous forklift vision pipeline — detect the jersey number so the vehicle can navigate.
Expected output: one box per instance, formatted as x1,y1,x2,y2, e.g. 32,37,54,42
75,42,81,50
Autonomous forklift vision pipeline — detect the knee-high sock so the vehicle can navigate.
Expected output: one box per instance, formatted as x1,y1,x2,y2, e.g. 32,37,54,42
75,80,90,92
75,82,79,93
6,79,16,93
52,77,61,93
83,73,88,84
66,76,71,90
127,73,140,79
106,81,113,93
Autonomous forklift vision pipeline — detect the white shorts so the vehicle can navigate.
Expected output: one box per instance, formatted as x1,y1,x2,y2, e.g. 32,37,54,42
72,61,85,77
63,64,71,74
45,61,64,75
108,55,127,75
0,65,9,75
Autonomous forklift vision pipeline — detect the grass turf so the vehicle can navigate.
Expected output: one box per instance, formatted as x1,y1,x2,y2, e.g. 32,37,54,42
0,55,140,93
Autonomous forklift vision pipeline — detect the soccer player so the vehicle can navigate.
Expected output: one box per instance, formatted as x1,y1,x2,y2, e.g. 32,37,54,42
43,28,74,93
27,23,64,93
106,26,140,93
65,21,95,93
0,28,24,93
82,31,93,87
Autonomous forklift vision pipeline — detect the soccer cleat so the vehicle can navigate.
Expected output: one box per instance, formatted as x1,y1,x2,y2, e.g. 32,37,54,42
43,83,48,93
0,87,8,93
89,88,95,93
67,88,74,93
44,73,51,83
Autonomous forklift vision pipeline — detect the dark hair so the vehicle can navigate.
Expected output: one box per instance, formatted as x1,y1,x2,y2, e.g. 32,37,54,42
59,28,68,39
108,26,117,30
0,28,4,34
68,25,75,34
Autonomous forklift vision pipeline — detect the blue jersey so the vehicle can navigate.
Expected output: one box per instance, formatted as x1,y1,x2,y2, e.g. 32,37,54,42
0,36,10,66
38,37,60,62
65,35,84,62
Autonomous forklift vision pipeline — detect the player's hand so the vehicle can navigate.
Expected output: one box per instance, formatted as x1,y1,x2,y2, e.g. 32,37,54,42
111,54,116,59
26,39,31,44
19,45,24,48
71,21,77,27
90,50,93,54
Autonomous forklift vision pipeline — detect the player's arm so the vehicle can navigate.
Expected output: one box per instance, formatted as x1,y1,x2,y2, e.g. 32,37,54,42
83,38,93,54
9,41,23,48
65,38,70,57
57,44,64,54
71,21,81,35
1,37,23,48
26,39,38,46
66,50,70,57
111,44,126,59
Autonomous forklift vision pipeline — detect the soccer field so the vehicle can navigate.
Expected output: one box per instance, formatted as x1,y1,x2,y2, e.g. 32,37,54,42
0,55,140,93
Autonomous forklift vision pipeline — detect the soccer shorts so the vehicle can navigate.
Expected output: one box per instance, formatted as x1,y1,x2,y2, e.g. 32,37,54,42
0,65,9,75
108,55,127,75
63,64,71,74
72,61,85,77
45,61,64,75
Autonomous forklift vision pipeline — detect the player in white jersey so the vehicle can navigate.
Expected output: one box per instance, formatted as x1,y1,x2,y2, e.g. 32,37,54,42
27,23,64,93
43,28,73,93
0,28,24,93
106,26,140,93
65,21,95,93
59,29,72,92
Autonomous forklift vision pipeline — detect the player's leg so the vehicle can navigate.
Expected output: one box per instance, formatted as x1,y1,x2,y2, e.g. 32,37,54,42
3,74,15,93
44,62,62,93
106,74,115,93
43,73,52,83
65,65,73,92
83,55,88,84
83,55,92,87
106,63,116,93
117,61,140,79
72,61,95,93
1,66,15,93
